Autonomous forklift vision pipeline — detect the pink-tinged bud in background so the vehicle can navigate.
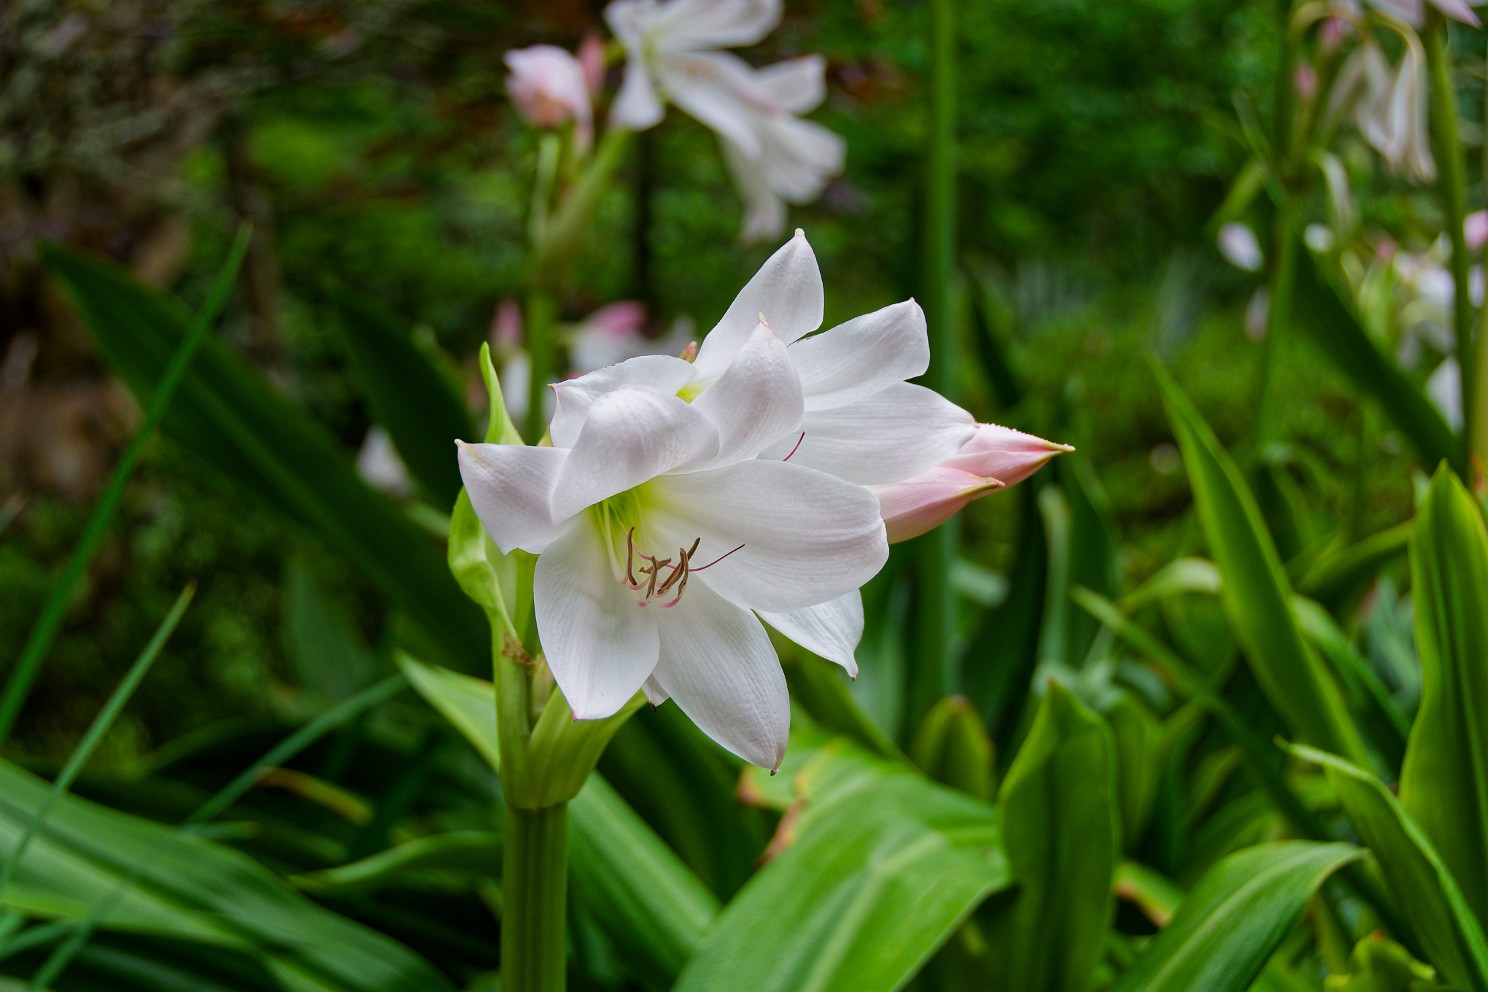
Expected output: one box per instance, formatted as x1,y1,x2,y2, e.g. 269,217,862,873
1466,210,1488,252
577,34,606,96
1319,15,1350,53
491,299,524,349
938,424,1075,488
872,467,1004,544
505,45,593,144
1293,62,1318,103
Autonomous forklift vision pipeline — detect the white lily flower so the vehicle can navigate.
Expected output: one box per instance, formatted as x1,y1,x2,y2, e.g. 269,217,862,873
606,0,843,240
552,231,976,488
544,232,972,682
1367,0,1485,26
1335,31,1435,182
458,320,888,768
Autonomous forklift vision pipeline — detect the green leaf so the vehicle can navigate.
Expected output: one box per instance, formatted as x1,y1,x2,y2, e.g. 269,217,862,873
1326,935,1444,992
327,285,473,507
41,243,486,668
294,833,501,892
1287,243,1463,476
1402,466,1488,927
1111,841,1363,992
909,695,996,802
1157,365,1370,765
982,683,1119,992
0,761,454,992
674,742,1011,992
1291,744,1488,992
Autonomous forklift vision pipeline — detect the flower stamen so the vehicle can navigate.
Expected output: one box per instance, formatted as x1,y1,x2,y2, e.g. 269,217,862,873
623,532,742,607
782,431,806,462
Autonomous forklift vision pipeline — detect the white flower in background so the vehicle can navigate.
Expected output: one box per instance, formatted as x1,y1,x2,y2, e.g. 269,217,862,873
1367,0,1484,26
458,321,887,768
606,0,844,240
1333,31,1435,182
506,45,594,148
356,427,414,498
1217,223,1264,272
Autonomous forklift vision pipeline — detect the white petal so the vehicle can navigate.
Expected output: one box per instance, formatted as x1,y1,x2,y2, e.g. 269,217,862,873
689,320,804,467
693,230,823,377
553,386,720,520
756,115,845,202
660,53,764,159
758,590,863,677
721,137,787,244
790,300,930,411
646,460,888,613
754,56,827,115
535,518,659,719
550,355,699,448
651,579,788,768
642,676,670,706
610,52,666,131
457,442,569,553
650,0,781,50
768,382,976,485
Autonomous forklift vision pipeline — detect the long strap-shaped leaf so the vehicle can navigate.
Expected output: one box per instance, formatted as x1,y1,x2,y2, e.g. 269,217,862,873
41,244,486,669
1111,841,1362,992
1157,366,1370,766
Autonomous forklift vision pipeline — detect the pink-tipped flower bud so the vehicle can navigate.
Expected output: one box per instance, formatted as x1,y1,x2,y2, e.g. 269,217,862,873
505,45,592,132
1293,62,1318,103
577,33,606,96
1466,210,1488,253
937,423,1074,489
872,467,1004,544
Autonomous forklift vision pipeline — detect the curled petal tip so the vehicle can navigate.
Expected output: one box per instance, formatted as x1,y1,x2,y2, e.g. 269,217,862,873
792,227,806,240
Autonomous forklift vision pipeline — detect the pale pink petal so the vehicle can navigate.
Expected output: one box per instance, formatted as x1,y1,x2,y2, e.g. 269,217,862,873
939,423,1074,487
648,0,782,51
873,467,1003,544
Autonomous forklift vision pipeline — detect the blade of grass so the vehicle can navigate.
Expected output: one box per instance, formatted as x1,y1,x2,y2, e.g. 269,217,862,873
0,231,249,748
15,676,406,988
0,584,195,897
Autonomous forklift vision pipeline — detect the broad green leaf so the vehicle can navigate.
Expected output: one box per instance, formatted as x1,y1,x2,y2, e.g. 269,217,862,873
0,762,453,992
1111,841,1362,992
42,243,486,668
1293,522,1412,612
1106,693,1162,849
1402,466,1488,926
327,285,473,507
1287,242,1463,476
1293,744,1488,992
674,742,1011,992
982,683,1119,992
1158,366,1370,765
398,658,721,984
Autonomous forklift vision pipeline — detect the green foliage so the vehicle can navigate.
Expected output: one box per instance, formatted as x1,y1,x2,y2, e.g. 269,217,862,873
1402,467,1488,927
1111,841,1363,992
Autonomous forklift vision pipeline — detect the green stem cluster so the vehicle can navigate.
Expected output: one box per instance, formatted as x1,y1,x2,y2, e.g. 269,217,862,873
501,804,570,992
915,0,959,728
1425,14,1479,474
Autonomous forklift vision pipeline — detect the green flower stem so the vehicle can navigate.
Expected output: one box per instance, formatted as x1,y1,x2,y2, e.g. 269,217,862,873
1425,13,1477,472
524,292,559,445
501,802,569,992
915,0,959,725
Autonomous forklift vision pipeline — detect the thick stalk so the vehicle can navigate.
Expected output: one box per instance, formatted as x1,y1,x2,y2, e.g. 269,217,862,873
1425,14,1476,473
501,802,569,992
915,0,958,728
